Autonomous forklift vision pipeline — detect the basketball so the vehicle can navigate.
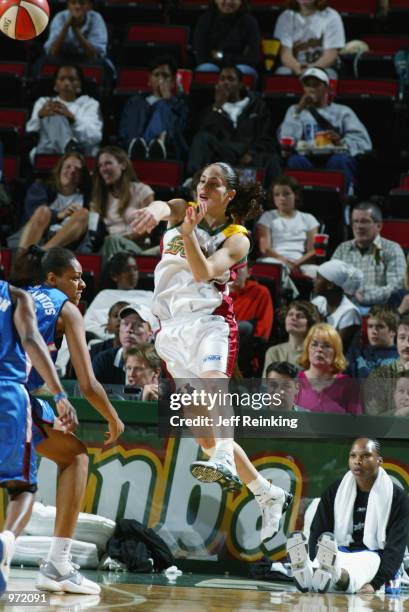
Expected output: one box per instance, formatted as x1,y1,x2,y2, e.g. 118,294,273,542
0,0,49,40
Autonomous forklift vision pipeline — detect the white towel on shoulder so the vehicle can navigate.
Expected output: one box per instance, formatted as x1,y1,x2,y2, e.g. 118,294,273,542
334,467,393,550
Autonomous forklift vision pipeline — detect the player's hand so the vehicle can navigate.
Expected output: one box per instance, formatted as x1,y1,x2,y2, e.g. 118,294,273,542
358,583,375,594
104,415,125,444
179,202,206,235
130,208,160,235
55,398,78,433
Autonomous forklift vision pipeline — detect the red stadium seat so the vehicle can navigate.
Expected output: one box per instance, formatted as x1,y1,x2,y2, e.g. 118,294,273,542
115,68,150,93
0,108,26,133
362,35,409,55
0,61,27,77
125,24,190,65
286,169,346,195
0,248,12,278
135,255,160,277
331,0,377,16
337,78,399,98
132,160,183,190
40,63,103,85
76,254,102,286
3,156,19,181
381,219,409,249
35,155,95,173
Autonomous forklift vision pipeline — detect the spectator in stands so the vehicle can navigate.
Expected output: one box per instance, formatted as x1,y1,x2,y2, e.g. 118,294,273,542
332,202,406,311
91,304,155,385
187,66,281,187
263,300,321,375
124,344,160,401
296,322,362,414
230,263,274,376
347,306,399,379
119,55,189,162
26,65,103,164
392,371,409,416
265,361,308,411
274,0,345,79
230,263,274,342
364,315,409,415
311,259,363,352
99,252,139,290
39,0,115,84
14,153,91,251
193,0,261,78
388,253,409,315
89,300,129,360
257,174,319,280
278,67,372,194
90,146,157,262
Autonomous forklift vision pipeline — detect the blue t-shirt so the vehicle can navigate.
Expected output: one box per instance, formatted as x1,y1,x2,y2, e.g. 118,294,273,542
0,281,27,383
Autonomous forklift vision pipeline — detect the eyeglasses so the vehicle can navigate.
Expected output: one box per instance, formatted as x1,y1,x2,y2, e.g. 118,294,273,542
310,340,334,351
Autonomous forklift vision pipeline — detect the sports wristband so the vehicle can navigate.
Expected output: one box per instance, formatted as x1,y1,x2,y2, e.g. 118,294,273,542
53,392,67,402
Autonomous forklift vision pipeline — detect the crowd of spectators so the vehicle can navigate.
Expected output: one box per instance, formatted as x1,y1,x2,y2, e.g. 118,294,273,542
0,0,408,418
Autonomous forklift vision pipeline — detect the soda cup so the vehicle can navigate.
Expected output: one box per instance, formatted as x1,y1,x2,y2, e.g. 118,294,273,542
385,570,401,596
280,136,295,148
176,69,192,94
314,233,329,258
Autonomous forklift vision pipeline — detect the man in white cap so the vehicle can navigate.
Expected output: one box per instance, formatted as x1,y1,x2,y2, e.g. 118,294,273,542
312,259,362,351
278,67,372,194
91,304,158,385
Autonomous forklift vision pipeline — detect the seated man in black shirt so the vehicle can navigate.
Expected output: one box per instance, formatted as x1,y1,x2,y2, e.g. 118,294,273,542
286,437,409,594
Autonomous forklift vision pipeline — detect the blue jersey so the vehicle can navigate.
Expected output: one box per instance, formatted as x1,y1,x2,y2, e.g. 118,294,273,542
0,280,27,383
25,285,68,391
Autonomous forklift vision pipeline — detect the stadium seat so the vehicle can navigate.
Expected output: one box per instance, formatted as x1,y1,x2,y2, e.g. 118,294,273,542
381,219,409,249
250,262,282,304
352,36,409,78
35,155,95,173
132,160,183,198
336,79,399,157
3,156,20,181
115,68,151,94
135,255,160,278
0,247,12,279
40,63,104,86
262,75,303,133
0,61,27,77
103,0,163,26
121,24,190,67
0,109,26,155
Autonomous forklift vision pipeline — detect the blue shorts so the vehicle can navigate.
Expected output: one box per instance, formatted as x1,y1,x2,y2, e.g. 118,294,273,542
31,395,55,448
0,381,37,486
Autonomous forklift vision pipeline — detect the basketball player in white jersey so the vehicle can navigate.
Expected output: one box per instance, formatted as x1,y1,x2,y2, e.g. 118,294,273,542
131,162,292,542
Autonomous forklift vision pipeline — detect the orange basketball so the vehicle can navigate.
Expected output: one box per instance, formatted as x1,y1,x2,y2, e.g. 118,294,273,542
0,0,49,40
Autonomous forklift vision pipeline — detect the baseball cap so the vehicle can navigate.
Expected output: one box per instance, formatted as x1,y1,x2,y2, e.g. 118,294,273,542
119,304,159,333
300,67,329,85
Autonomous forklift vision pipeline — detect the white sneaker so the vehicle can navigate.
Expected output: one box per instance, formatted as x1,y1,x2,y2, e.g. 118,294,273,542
36,559,101,595
257,487,293,542
190,451,242,492
287,531,313,593
311,532,340,593
0,533,12,596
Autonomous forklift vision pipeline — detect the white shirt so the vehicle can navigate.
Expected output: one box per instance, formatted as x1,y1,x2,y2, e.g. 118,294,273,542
49,192,84,232
312,294,361,330
222,97,250,128
274,8,345,65
26,95,103,147
257,209,318,260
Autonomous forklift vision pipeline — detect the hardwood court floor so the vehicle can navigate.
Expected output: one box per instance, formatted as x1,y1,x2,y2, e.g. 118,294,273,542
0,569,407,611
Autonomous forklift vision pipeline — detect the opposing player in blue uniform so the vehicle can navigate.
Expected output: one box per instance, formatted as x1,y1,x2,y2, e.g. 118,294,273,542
11,246,124,595
0,280,77,597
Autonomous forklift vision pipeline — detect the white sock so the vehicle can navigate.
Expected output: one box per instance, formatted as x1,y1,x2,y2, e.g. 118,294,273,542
1,531,16,564
247,474,282,500
214,439,234,457
201,445,215,458
47,537,72,573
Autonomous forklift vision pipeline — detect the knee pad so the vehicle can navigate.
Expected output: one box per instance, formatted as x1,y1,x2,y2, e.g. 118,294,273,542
5,483,38,497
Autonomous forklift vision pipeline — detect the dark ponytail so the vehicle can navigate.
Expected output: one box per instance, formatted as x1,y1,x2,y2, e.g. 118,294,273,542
10,246,77,287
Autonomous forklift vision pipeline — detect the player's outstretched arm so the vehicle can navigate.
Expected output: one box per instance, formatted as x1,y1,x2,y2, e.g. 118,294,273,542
61,300,124,444
10,285,78,433
130,198,187,235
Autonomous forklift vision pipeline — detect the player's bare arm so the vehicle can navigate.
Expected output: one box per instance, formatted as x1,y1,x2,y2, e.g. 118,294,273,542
60,300,124,443
184,231,250,283
130,198,187,235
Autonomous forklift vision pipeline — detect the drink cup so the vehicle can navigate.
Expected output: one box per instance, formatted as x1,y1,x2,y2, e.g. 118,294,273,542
88,211,100,233
280,136,295,148
176,69,193,94
314,233,329,257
